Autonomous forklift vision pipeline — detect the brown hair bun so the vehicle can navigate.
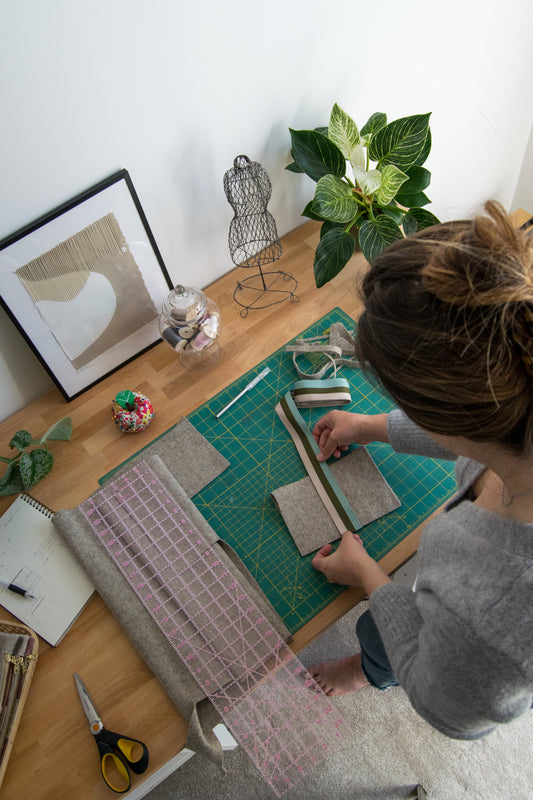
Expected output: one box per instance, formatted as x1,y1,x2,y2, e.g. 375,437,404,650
356,201,533,454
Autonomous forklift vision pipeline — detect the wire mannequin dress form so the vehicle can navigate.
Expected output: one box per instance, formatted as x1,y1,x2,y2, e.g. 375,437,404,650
224,155,298,317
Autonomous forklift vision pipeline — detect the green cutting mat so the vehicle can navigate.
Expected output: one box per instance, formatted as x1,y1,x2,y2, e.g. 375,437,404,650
185,308,456,633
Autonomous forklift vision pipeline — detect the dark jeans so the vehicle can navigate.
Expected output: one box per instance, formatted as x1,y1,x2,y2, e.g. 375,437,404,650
356,609,398,689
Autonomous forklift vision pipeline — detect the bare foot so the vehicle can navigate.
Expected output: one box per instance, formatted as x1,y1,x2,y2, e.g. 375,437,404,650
310,653,370,697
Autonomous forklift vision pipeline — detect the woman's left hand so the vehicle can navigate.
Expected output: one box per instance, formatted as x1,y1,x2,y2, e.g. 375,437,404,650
311,530,391,595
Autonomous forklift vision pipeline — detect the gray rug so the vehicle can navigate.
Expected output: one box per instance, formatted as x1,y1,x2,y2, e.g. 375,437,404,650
145,596,533,800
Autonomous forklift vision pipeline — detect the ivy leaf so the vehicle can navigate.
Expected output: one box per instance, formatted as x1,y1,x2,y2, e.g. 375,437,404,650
313,228,356,288
313,175,360,223
0,462,25,497
358,216,404,263
374,164,409,206
40,416,73,443
19,449,54,490
328,103,360,159
403,207,441,236
289,129,346,182
9,430,33,451
369,113,432,171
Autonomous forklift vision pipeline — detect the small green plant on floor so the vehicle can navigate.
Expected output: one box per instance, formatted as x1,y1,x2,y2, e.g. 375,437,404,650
0,417,73,496
287,103,440,287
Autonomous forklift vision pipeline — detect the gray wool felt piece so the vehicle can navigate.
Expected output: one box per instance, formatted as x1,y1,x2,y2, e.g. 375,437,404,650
328,321,356,355
271,447,401,556
53,453,290,770
108,416,230,497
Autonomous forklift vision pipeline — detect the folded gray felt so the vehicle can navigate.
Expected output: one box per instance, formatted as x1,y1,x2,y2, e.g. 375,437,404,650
271,447,401,556
53,423,290,771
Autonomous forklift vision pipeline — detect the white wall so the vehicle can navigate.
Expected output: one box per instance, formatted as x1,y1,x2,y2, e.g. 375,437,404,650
513,123,533,212
1,0,533,419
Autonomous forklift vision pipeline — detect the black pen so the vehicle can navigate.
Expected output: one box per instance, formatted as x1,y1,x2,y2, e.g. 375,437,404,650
0,579,36,599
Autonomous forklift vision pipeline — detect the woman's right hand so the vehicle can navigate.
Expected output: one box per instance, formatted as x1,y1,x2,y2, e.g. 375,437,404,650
312,411,389,462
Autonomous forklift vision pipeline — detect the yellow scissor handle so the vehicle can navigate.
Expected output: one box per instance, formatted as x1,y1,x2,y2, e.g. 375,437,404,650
117,737,144,764
101,751,130,793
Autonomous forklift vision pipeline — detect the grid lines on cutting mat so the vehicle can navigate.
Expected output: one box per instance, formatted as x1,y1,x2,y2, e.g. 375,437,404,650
99,309,457,633
189,308,456,632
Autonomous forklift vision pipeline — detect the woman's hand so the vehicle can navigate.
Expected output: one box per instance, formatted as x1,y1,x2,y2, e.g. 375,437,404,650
311,531,391,595
312,411,390,462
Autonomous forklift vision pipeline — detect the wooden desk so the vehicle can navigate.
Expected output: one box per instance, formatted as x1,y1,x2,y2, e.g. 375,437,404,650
2,212,527,798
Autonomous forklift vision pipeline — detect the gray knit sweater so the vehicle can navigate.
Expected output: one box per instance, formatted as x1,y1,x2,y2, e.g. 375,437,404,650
368,409,533,739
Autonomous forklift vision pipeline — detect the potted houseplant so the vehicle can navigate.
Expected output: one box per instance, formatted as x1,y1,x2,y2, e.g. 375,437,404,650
287,103,440,287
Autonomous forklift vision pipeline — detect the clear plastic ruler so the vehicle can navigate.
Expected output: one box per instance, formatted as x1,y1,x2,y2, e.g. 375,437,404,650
80,460,345,796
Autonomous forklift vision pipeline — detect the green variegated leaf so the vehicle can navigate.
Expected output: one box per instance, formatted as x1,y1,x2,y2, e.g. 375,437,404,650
381,205,406,225
350,144,367,172
361,112,387,138
374,164,408,205
412,129,432,167
19,449,54,490
328,103,360,159
403,207,441,235
289,129,346,182
320,220,347,239
358,216,404,263
369,113,431,170
353,167,382,197
0,462,25,497
313,175,360,223
302,201,327,221
40,416,73,443
9,430,33,451
314,228,356,288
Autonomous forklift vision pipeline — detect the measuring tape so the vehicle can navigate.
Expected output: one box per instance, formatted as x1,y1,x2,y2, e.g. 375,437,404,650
80,460,345,796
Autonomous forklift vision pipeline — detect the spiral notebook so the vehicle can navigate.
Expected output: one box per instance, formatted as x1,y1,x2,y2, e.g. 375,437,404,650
0,494,95,646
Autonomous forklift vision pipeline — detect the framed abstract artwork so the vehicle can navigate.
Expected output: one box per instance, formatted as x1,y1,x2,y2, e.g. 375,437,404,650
0,169,174,400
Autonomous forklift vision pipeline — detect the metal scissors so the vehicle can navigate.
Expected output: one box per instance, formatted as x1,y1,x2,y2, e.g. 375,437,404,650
74,672,149,793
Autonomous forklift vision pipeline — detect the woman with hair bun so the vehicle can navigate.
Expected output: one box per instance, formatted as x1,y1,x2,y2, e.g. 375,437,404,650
310,201,533,739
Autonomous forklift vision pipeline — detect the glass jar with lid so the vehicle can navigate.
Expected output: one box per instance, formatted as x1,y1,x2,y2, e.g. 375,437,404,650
159,284,222,370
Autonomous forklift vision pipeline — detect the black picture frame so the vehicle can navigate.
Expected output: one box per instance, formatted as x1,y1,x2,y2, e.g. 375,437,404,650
0,169,174,401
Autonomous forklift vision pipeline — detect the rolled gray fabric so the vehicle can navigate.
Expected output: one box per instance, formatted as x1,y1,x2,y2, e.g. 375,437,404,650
54,450,290,768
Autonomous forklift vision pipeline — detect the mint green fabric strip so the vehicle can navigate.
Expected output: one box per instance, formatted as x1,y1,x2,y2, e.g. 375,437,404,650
277,391,362,532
